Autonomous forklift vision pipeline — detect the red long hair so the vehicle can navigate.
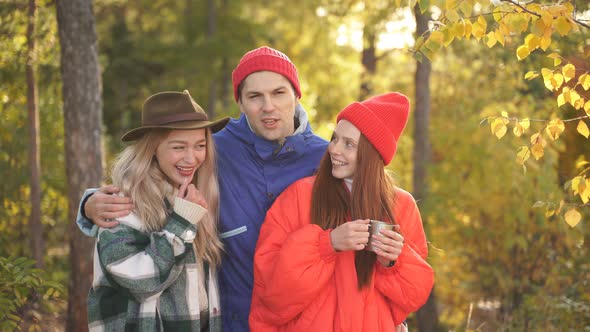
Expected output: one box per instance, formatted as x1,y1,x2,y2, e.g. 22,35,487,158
311,134,397,289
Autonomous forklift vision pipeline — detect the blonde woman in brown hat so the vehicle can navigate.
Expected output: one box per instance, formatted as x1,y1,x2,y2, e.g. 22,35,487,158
249,92,434,331
87,90,229,332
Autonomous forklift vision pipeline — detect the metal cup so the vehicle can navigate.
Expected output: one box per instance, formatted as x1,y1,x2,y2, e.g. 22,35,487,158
366,220,395,252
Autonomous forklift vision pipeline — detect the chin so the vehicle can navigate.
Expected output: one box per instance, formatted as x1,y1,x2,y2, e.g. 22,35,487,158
170,176,188,187
261,133,281,142
331,171,344,180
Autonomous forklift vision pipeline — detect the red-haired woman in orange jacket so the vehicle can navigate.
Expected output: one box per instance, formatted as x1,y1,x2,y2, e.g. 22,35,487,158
249,92,434,332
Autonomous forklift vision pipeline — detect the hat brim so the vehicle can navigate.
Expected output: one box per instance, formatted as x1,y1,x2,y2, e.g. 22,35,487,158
121,116,230,142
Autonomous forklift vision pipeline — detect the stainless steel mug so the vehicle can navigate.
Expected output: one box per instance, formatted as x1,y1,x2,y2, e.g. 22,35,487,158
366,220,397,252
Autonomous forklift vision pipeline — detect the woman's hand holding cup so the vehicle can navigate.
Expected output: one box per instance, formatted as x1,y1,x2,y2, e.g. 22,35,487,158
330,219,370,252
370,223,403,266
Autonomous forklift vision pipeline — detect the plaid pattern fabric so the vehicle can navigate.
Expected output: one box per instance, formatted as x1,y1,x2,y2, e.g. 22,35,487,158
87,206,221,331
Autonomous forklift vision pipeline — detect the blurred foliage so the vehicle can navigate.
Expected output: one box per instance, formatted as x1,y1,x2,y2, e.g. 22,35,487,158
0,0,588,330
0,0,67,328
421,4,590,329
0,256,64,332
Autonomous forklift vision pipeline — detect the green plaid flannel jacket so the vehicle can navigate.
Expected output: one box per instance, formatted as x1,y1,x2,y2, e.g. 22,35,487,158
87,199,221,331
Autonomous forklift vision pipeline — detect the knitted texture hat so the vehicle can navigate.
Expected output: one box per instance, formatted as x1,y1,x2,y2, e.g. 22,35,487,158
336,92,410,165
232,46,301,101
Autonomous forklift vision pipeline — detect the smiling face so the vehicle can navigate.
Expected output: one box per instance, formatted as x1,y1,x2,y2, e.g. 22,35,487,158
155,129,207,187
328,120,361,180
238,71,297,144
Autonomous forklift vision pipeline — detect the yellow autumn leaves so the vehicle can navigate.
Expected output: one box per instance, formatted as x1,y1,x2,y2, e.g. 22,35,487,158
524,62,590,117
563,169,590,227
490,113,588,165
487,107,588,228
535,198,584,228
415,0,588,227
489,116,566,164
571,174,590,205
415,1,578,62
514,3,576,60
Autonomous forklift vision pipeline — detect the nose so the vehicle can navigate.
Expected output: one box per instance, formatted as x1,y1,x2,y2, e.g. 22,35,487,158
184,150,197,163
328,141,340,156
261,94,274,112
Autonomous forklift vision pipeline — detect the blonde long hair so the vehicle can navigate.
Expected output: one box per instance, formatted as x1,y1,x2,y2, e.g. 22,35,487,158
111,128,223,266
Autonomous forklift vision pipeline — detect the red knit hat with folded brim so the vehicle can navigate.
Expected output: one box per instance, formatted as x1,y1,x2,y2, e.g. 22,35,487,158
232,46,301,102
336,92,410,165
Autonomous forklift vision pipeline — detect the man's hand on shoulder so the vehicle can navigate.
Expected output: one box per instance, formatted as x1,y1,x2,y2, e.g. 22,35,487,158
85,185,133,228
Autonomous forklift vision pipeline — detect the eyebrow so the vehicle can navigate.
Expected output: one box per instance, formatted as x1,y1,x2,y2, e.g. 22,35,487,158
167,138,206,145
332,131,358,144
245,85,289,95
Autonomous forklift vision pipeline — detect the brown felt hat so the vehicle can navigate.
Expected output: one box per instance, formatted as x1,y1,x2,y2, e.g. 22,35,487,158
121,90,230,142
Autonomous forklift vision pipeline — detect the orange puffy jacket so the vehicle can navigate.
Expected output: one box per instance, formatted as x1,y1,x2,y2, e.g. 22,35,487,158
249,177,434,331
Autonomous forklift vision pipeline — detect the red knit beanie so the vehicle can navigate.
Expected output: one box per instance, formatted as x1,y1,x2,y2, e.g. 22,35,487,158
232,46,301,102
336,92,410,165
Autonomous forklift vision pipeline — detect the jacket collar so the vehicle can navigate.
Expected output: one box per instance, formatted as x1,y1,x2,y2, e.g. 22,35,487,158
226,104,314,161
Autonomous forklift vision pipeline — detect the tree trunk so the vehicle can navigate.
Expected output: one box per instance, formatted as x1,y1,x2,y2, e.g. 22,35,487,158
206,0,217,118
221,57,231,110
56,1,103,331
219,0,230,110
359,24,377,100
26,0,43,268
185,0,196,44
413,4,441,332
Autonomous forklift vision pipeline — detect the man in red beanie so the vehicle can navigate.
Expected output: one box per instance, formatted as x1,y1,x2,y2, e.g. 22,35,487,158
76,46,328,331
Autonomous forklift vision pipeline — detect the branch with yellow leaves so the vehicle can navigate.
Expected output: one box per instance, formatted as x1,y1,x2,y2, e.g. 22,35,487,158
533,200,589,227
481,113,590,227
482,112,589,169
499,0,590,30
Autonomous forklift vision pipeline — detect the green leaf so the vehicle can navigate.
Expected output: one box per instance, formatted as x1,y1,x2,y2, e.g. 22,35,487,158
419,0,430,13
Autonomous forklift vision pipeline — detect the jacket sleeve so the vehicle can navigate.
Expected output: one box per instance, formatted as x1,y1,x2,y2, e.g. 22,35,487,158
373,190,434,325
96,203,205,302
250,181,338,326
76,188,99,237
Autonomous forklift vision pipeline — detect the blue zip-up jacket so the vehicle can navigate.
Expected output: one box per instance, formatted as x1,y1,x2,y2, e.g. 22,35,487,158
214,109,327,331
77,106,327,332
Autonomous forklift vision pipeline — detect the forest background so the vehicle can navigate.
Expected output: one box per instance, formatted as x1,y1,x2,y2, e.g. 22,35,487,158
1,0,589,331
